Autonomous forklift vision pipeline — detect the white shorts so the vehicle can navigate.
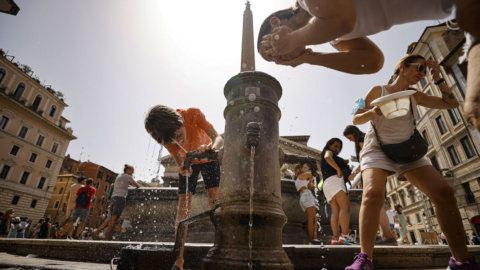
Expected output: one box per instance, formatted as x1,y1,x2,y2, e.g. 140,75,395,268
299,190,316,212
323,175,347,203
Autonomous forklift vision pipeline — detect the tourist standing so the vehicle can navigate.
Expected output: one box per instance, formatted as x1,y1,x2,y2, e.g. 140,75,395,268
58,176,85,235
394,205,410,245
102,164,140,241
66,178,96,239
145,105,224,270
37,217,51,239
346,55,477,270
320,138,355,245
343,125,396,245
293,163,319,244
0,209,14,238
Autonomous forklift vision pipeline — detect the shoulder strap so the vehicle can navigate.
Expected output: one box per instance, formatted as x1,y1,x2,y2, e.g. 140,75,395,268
370,121,384,147
409,96,417,127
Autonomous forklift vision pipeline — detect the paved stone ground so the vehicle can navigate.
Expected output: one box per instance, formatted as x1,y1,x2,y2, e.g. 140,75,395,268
0,252,448,270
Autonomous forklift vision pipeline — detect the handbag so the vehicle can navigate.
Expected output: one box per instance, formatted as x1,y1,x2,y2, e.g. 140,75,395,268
371,97,428,163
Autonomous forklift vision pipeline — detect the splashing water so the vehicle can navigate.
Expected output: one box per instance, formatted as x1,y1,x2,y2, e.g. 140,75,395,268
173,138,190,215
248,146,255,270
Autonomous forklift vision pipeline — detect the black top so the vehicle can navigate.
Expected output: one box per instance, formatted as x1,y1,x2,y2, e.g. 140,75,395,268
321,151,349,180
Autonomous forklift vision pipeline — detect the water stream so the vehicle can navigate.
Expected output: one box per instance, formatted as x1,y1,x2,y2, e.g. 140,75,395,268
173,139,190,216
248,145,255,270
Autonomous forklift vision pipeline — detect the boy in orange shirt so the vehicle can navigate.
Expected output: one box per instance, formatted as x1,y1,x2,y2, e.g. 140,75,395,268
145,105,223,270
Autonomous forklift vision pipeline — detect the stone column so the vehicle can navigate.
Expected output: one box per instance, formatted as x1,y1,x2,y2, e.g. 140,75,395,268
202,71,293,269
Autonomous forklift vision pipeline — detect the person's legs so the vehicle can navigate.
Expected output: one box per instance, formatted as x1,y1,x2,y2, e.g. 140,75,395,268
206,187,219,210
105,216,119,240
379,208,395,240
329,198,340,239
305,206,318,241
173,193,193,270
334,190,351,236
359,168,388,258
75,221,85,238
403,166,468,262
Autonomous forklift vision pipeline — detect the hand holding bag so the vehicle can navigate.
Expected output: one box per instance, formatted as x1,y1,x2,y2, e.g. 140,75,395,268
371,97,428,163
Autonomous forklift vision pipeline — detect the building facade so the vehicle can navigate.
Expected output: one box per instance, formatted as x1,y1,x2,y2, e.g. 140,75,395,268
385,23,480,244
44,155,117,228
0,50,76,222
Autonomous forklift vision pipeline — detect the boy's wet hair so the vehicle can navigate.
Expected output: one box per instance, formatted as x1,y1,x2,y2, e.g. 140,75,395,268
257,5,301,51
145,105,183,145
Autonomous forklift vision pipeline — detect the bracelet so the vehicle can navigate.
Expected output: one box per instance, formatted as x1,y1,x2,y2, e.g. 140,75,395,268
434,78,445,85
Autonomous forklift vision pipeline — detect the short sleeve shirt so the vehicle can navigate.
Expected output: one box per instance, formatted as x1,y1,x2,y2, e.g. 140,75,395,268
111,174,135,198
75,185,96,210
165,108,213,164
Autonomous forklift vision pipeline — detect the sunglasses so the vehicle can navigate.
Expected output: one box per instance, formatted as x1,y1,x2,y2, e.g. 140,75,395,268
408,63,427,74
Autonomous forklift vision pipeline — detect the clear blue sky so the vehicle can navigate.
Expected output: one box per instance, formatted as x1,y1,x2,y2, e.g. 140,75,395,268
0,0,448,181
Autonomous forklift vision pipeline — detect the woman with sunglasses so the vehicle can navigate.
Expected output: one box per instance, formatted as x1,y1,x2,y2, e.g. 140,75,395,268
345,55,478,270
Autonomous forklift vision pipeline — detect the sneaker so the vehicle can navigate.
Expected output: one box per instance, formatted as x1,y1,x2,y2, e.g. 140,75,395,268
338,235,352,245
375,238,398,246
447,256,480,270
343,232,357,244
331,237,338,245
345,252,374,270
310,239,322,245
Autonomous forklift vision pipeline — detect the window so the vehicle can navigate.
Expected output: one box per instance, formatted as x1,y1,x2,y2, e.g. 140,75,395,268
38,177,46,189
0,68,5,83
29,153,37,163
19,171,30,184
13,83,25,101
416,213,422,224
0,165,11,179
460,136,476,159
391,194,398,206
30,199,37,208
447,146,461,166
97,171,104,180
36,135,45,147
45,159,52,169
407,186,416,203
430,155,441,171
31,95,42,112
399,190,407,206
51,142,59,154
49,105,56,117
436,116,448,135
422,130,430,145
59,187,64,194
0,116,9,129
419,78,428,89
406,216,411,225
462,182,476,204
54,201,60,208
10,145,20,156
18,126,28,138
448,109,462,126
11,195,19,205
425,89,433,96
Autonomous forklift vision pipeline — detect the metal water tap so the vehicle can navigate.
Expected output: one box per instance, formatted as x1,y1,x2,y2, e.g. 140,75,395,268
246,122,261,149
183,150,220,171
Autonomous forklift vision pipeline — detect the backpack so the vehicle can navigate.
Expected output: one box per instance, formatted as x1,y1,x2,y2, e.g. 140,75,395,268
76,186,91,207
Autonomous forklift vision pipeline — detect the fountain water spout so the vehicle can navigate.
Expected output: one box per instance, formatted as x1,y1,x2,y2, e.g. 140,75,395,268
246,122,261,149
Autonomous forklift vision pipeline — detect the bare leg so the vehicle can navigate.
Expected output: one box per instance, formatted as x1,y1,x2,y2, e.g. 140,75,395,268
75,221,85,239
206,187,219,210
306,206,318,241
335,190,351,235
379,208,395,239
173,193,193,270
329,198,340,239
403,166,468,262
105,216,119,240
359,168,388,258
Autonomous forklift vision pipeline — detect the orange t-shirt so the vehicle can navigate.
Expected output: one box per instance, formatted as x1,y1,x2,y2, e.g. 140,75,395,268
165,108,214,164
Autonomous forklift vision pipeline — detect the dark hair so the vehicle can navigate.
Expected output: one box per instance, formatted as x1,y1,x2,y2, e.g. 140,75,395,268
145,105,183,145
124,164,134,173
257,5,301,51
343,125,365,160
321,138,343,159
388,54,425,84
395,204,403,212
86,178,93,186
77,176,86,183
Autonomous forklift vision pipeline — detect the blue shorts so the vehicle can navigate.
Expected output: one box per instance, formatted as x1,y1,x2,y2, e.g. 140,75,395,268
179,161,220,194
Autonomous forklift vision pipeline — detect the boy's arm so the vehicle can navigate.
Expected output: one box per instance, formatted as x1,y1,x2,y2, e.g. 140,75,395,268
204,127,224,151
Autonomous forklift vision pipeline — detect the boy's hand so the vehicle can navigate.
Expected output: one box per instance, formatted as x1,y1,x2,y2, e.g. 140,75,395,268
197,143,213,153
179,161,193,176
